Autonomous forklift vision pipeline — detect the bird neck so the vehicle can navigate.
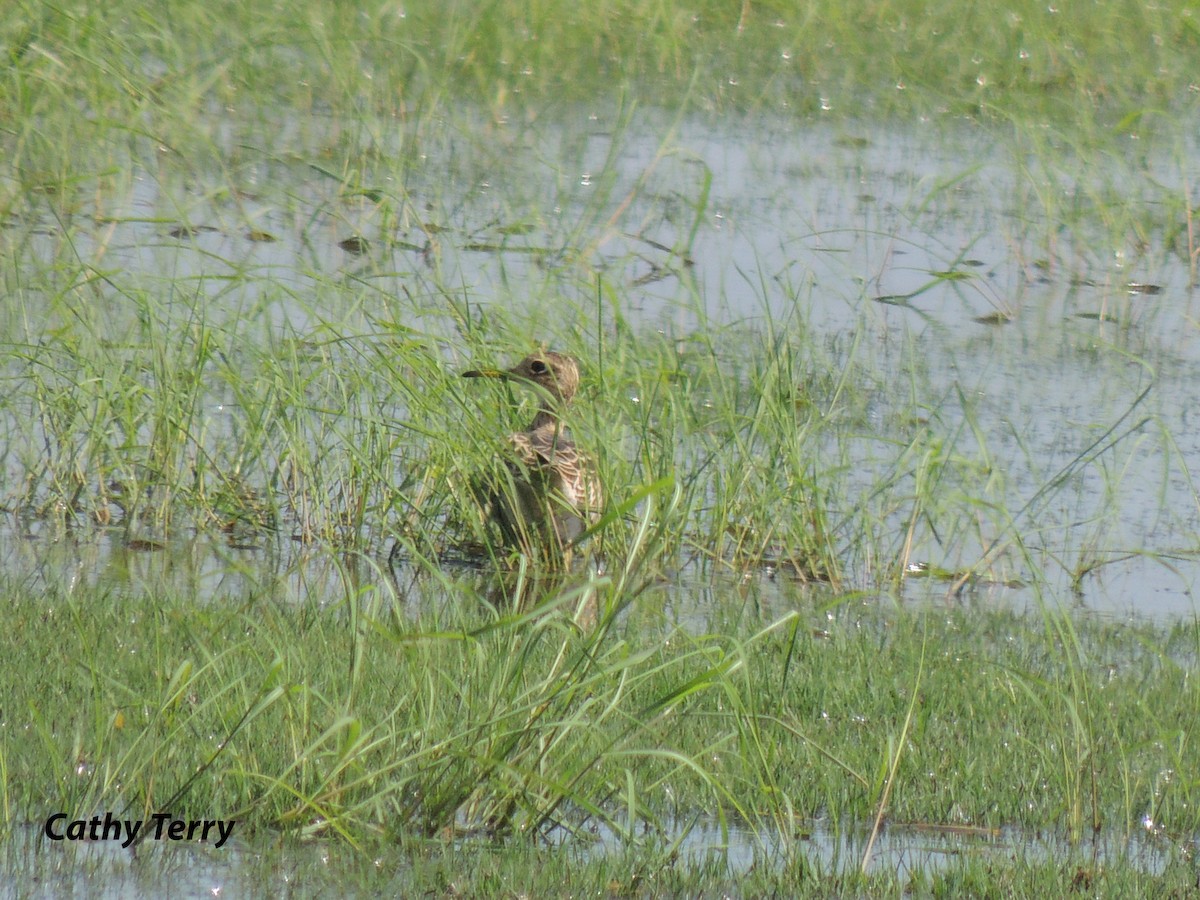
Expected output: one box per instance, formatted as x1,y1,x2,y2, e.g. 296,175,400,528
529,407,562,432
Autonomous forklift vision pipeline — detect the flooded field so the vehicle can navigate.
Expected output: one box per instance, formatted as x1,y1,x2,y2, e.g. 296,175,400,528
5,33,1200,890
7,109,1199,619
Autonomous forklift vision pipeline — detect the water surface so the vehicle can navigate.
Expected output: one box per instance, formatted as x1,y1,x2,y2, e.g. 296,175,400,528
5,107,1200,891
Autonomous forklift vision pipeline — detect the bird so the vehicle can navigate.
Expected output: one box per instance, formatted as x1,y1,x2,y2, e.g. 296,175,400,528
461,350,602,557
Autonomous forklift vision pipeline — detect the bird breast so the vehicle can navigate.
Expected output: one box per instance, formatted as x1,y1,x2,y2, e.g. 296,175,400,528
506,427,596,513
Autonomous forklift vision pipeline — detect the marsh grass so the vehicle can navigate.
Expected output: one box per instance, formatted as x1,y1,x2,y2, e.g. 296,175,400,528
0,509,782,845
0,254,1182,606
4,556,1200,874
3,135,1192,880
4,0,1200,890
4,1,1198,175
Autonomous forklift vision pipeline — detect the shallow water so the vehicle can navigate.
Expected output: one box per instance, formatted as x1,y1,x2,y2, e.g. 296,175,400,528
9,110,1199,629
5,107,1200,889
3,814,1183,897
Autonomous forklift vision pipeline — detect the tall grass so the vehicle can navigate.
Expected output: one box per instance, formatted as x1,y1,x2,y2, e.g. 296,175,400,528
4,553,1200,858
0,259,1180,597
3,0,1200,891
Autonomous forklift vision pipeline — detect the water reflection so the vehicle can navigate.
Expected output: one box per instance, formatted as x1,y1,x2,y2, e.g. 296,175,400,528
3,815,1182,896
2,520,1194,629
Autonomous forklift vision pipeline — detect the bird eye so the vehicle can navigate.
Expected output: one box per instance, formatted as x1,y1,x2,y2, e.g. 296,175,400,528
530,360,548,374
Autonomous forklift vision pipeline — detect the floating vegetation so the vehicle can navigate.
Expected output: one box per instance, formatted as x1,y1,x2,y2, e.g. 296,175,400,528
167,224,219,239
973,311,1013,325
338,235,370,254
1125,282,1162,295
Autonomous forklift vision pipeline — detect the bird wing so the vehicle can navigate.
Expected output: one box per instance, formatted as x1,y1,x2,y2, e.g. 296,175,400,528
507,428,600,514
509,423,577,464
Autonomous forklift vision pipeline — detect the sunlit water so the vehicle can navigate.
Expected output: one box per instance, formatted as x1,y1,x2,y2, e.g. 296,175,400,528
5,108,1200,887
9,108,1200,619
2,815,1184,897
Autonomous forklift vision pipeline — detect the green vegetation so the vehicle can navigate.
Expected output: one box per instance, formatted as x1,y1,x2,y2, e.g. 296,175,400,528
2,568,1200,892
3,0,1200,892
3,0,1199,193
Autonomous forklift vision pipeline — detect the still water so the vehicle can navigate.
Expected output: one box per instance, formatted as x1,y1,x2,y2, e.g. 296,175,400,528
4,106,1200,889
2,815,1182,897
8,107,1200,621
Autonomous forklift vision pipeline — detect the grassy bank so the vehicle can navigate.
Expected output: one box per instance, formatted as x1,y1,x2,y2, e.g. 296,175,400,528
1,563,1199,884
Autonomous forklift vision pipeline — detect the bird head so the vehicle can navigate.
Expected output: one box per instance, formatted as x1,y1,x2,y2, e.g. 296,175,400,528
463,350,580,405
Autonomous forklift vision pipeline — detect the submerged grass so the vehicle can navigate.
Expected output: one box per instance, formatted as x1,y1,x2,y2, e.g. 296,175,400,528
3,0,1200,891
0,237,1184,612
3,0,1199,245
3,558,1200,877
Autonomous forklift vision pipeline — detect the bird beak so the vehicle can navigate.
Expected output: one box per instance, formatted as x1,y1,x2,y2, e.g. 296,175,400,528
461,367,506,379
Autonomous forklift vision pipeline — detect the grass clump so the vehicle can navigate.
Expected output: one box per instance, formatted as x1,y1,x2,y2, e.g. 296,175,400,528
3,562,1200,874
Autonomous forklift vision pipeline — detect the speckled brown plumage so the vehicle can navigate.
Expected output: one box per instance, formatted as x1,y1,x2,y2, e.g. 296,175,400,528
462,350,602,554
